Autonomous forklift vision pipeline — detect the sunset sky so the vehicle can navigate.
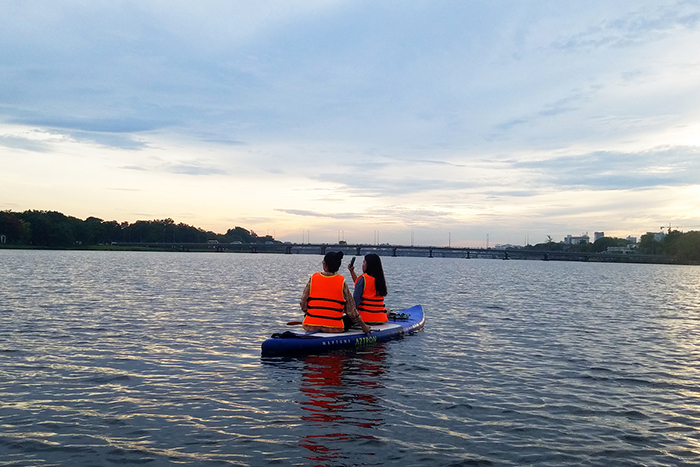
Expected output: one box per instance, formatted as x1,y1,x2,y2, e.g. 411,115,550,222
2,1,700,247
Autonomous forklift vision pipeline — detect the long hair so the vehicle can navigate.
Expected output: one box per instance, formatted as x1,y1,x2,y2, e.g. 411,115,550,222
323,251,344,273
364,253,387,296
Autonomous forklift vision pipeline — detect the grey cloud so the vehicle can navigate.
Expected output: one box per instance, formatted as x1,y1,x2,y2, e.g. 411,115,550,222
0,135,52,152
7,114,162,150
371,206,456,224
484,190,539,199
317,173,478,198
513,146,700,189
275,209,362,220
554,4,700,51
489,91,586,139
275,206,457,226
491,117,529,135
68,131,148,150
384,157,470,168
164,163,227,176
120,161,227,176
198,136,247,146
307,157,480,198
20,116,164,134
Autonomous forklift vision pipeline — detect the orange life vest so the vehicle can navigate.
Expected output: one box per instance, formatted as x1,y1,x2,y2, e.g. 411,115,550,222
356,274,387,324
303,273,346,329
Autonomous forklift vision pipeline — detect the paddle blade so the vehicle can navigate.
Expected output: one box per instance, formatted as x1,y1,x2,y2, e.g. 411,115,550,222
286,321,303,325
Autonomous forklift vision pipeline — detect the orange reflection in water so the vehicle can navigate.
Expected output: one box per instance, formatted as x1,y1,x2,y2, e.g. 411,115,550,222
298,348,387,465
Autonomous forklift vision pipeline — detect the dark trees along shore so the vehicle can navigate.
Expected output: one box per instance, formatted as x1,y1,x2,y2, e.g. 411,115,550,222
0,210,274,248
2,210,699,264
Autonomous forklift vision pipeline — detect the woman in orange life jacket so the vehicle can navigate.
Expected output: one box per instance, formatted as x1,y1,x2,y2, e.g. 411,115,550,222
348,253,388,324
300,251,371,334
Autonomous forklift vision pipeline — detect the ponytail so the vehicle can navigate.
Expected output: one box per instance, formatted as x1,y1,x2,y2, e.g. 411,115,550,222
364,253,387,296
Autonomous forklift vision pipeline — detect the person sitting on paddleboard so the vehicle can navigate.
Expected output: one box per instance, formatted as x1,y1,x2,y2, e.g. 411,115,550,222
348,253,389,324
300,251,371,334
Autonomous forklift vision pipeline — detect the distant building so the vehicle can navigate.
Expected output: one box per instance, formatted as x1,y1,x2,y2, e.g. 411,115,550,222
494,244,519,249
594,232,604,242
626,236,637,244
647,232,666,242
563,234,590,245
606,246,635,255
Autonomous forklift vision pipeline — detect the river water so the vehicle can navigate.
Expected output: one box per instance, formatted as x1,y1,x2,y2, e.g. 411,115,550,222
1,250,700,466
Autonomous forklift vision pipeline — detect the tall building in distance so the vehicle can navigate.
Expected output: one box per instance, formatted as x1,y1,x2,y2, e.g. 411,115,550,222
564,234,590,245
594,232,605,242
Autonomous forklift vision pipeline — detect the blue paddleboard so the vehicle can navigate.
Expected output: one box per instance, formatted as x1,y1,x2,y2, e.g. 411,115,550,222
261,305,425,357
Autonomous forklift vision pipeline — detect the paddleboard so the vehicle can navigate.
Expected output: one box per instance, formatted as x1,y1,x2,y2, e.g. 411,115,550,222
261,305,425,357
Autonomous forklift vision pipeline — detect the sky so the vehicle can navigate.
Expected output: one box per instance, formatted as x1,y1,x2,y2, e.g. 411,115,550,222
2,1,700,247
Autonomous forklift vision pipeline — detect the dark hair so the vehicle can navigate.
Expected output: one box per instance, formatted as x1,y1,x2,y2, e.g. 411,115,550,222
323,251,344,273
364,253,387,296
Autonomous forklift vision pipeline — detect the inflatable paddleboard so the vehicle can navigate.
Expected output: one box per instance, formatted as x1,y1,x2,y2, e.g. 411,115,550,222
261,305,425,357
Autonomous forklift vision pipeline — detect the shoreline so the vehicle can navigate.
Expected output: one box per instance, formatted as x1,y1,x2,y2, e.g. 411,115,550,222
1,243,692,265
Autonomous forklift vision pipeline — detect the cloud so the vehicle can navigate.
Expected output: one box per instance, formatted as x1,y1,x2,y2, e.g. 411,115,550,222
13,116,164,134
314,172,478,198
120,159,228,176
4,110,165,149
484,190,538,199
513,145,700,189
370,206,459,226
276,205,459,227
553,2,700,51
164,163,227,176
2,0,698,155
68,131,149,150
0,135,52,152
197,134,247,146
276,209,362,220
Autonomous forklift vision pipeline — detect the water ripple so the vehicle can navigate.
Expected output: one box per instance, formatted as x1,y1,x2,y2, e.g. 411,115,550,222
3,251,700,465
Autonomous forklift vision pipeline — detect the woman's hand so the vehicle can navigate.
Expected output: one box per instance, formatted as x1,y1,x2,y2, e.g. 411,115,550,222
348,264,358,282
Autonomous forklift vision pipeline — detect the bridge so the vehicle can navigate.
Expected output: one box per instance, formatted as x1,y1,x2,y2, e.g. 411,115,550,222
110,242,672,264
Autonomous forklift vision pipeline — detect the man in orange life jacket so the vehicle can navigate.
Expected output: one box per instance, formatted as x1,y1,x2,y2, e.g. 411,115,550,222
300,251,371,334
348,253,388,324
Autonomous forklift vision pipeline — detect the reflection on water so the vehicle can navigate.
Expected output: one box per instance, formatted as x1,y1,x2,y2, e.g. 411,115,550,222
4,251,700,466
298,347,387,465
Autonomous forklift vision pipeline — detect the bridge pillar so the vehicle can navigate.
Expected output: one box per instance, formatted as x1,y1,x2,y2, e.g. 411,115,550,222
285,246,292,254
466,250,470,259
543,253,549,261
356,246,362,256
429,248,433,258
251,245,258,253
392,247,397,257
320,245,327,255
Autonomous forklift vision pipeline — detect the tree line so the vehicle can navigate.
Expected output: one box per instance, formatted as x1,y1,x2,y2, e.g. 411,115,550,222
525,231,700,264
0,210,276,248
2,210,699,263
